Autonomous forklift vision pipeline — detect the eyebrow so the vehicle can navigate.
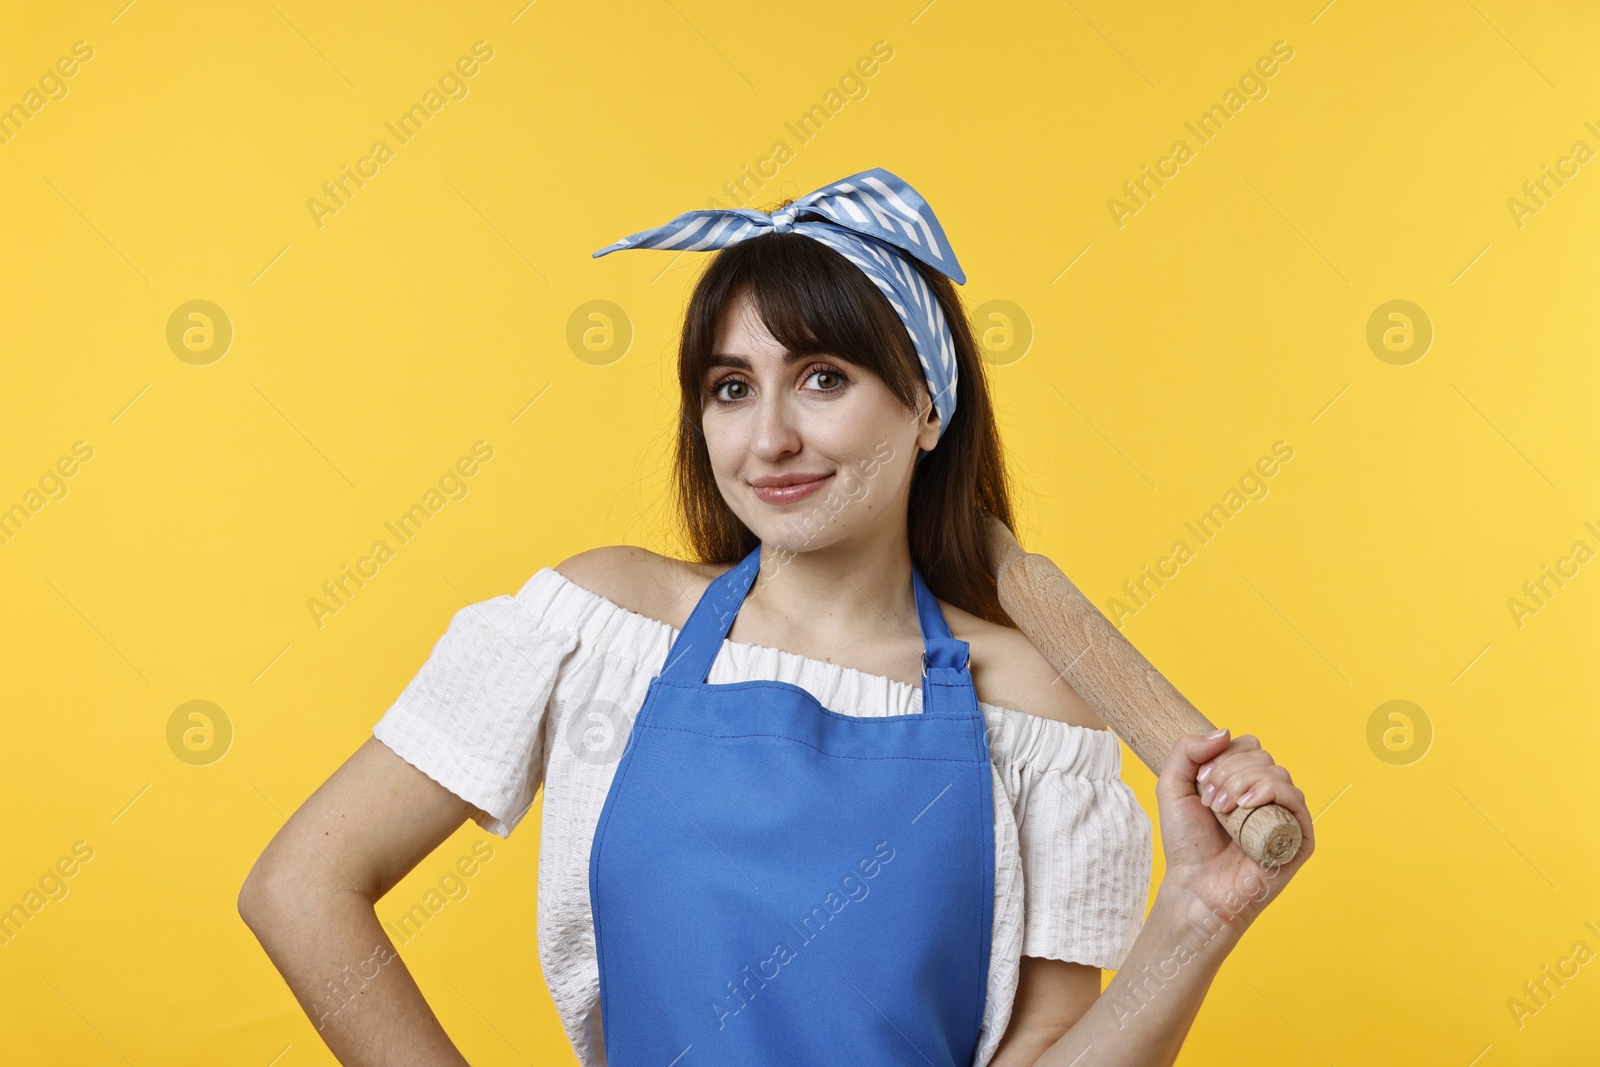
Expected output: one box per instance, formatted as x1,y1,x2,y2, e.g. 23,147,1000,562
706,350,832,372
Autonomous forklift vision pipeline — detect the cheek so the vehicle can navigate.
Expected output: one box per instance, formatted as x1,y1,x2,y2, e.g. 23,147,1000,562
700,411,745,459
824,387,905,440
804,412,862,451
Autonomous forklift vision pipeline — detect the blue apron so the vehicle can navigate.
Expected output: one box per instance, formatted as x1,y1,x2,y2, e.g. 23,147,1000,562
589,544,995,1065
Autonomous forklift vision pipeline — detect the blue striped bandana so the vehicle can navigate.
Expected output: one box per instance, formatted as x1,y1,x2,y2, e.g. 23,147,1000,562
593,167,967,452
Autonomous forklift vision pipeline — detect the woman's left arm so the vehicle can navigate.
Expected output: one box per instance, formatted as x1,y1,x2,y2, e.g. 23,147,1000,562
1020,726,1317,1067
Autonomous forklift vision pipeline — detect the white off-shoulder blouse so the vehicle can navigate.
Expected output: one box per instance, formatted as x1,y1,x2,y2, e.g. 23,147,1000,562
371,566,1153,1067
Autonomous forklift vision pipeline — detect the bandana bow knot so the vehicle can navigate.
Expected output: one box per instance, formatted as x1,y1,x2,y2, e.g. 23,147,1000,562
593,167,966,450
769,204,799,232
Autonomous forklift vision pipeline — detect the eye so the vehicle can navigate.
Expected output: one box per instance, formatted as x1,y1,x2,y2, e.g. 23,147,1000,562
803,363,848,393
707,377,751,404
705,362,849,405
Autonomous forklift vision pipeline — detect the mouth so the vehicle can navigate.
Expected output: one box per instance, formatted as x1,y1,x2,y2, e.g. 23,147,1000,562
751,473,832,505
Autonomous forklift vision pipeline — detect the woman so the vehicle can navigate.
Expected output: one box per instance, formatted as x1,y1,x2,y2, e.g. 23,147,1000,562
239,169,1314,1067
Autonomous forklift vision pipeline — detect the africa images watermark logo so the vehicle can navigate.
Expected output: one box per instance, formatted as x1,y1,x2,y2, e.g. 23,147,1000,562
305,41,496,230
1106,40,1296,229
706,840,897,1031
1103,440,1296,627
305,440,496,630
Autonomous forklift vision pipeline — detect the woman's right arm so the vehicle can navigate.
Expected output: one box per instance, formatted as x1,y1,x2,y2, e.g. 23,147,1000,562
237,735,486,1066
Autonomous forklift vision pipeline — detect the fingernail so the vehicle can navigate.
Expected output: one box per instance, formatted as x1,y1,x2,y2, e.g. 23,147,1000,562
1198,762,1213,783
1201,782,1216,804
1206,727,1227,739
1237,789,1255,805
1214,791,1229,809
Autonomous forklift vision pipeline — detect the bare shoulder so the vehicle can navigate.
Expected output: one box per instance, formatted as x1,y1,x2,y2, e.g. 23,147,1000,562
940,599,1110,733
554,545,724,631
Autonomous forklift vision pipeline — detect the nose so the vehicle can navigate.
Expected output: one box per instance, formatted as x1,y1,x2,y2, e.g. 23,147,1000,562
749,390,802,461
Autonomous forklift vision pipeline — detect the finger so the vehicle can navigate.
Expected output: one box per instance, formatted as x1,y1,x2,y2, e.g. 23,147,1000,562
1207,762,1289,810
1199,751,1277,803
1195,735,1262,782
1157,729,1234,806
1214,768,1297,814
1214,733,1263,757
1198,747,1273,787
1221,779,1316,864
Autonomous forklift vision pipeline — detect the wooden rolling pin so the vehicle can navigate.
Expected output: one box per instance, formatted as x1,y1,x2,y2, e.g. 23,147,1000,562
980,512,1302,868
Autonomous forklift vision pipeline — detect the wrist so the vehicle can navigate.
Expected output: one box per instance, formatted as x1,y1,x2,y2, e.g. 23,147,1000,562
1154,878,1253,950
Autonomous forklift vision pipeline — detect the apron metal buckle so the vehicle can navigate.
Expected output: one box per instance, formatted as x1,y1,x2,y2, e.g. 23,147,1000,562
921,646,971,677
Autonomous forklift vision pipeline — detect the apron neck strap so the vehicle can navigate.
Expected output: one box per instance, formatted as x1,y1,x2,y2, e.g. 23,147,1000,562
661,546,977,716
656,544,763,686
911,559,971,674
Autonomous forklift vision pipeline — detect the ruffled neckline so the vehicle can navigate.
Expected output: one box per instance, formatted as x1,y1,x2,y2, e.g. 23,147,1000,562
516,567,1124,780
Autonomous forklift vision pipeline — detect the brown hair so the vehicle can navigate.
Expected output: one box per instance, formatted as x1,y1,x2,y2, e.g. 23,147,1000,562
668,210,1020,628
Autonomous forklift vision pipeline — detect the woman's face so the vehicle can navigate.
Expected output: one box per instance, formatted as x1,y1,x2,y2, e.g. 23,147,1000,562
701,290,941,556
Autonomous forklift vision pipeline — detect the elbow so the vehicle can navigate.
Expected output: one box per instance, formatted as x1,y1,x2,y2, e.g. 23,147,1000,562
238,855,374,937
236,869,268,931
237,855,290,932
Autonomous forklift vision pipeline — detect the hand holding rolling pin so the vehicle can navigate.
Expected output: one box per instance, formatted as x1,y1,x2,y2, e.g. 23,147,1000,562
981,513,1315,932
1156,727,1314,930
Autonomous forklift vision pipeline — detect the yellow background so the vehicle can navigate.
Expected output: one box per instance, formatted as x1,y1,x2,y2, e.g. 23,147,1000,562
2,0,1596,1063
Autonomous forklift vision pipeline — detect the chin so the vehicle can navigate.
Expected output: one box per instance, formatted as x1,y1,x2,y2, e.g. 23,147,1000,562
763,510,873,559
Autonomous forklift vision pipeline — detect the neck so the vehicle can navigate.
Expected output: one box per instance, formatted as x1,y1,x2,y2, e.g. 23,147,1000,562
742,528,923,660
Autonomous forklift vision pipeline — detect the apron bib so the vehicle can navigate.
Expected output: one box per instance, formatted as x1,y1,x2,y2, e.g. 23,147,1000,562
589,545,995,1065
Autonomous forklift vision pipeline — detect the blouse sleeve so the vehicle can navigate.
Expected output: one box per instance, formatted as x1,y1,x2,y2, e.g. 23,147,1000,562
371,571,579,839
997,709,1154,972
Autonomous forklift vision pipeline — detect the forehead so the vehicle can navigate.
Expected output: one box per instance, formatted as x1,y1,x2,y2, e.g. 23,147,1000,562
713,292,781,348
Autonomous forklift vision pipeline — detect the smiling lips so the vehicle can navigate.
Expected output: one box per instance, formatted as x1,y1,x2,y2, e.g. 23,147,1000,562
751,473,832,505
